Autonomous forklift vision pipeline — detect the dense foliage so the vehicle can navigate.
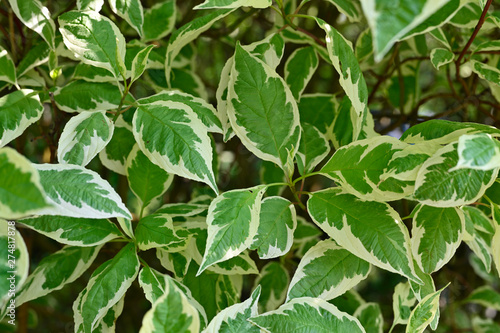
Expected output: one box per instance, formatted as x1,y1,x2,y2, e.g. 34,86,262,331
2,0,500,332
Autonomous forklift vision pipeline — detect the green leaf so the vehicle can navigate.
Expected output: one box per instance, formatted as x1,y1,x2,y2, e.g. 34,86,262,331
132,99,218,193
253,262,289,313
250,196,297,259
360,0,450,61
58,111,114,166
0,219,29,316
34,164,132,219
155,203,208,217
93,295,125,332
430,48,454,70
143,0,176,42
126,145,173,210
135,214,185,251
325,0,362,22
465,286,500,311
401,120,500,144
228,43,300,173
16,245,101,305
454,134,500,171
198,185,266,275
450,2,483,28
53,80,124,113
471,60,500,86
139,277,200,333
406,285,447,333
392,282,417,326
308,188,420,283
0,89,43,148
8,0,56,49
0,147,49,219
73,63,117,82
297,123,330,176
194,0,271,9
58,11,126,79
298,94,337,135
165,9,235,85
18,215,121,246
74,243,139,332
77,0,104,11
17,41,50,78
414,143,498,207
203,286,261,332
354,303,383,333
287,239,371,301
411,205,465,274
109,0,144,37
0,46,16,86
284,46,319,100
250,297,365,332
463,206,494,272
130,45,155,85
99,116,136,175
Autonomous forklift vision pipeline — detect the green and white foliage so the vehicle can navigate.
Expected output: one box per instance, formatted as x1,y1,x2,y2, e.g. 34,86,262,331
0,46,16,86
135,214,184,251
0,148,49,219
59,10,126,79
414,143,498,207
33,164,131,219
354,303,383,333
195,0,271,9
16,245,101,305
0,219,29,316
227,43,300,175
430,48,454,70
253,262,289,313
250,196,297,259
77,0,104,11
287,239,371,301
410,205,465,274
73,243,139,332
250,297,366,332
0,89,43,148
133,99,218,193
465,285,500,311
203,286,260,333
99,116,135,175
284,46,319,100
308,188,420,283
462,206,495,271
406,285,447,333
296,122,330,176
325,0,362,22
19,215,121,246
392,282,417,326
130,45,155,85
198,185,266,274
139,277,200,333
109,0,144,37
143,0,176,42
57,111,114,166
454,134,500,171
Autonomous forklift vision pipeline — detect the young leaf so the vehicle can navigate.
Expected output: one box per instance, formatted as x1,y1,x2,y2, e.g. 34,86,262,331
155,203,208,217
58,11,126,79
430,48,454,70
250,196,297,259
132,100,218,193
16,245,101,305
77,0,104,11
126,145,173,210
250,297,366,332
0,89,43,148
34,164,132,219
139,278,200,333
109,0,144,37
307,188,421,283
197,185,266,275
74,243,139,332
411,205,465,274
253,262,289,313
18,215,121,246
359,0,449,61
287,239,371,302
296,123,330,176
143,0,176,42
135,214,185,251
8,0,56,49
93,296,125,332
194,0,271,9
99,116,136,175
354,303,383,333
202,286,261,333
471,60,500,86
58,111,114,167
284,46,319,100
392,282,417,326
130,45,155,85
0,148,49,219
325,0,362,22
0,46,16,86
406,285,448,333
454,133,500,171
228,43,301,173
414,143,498,207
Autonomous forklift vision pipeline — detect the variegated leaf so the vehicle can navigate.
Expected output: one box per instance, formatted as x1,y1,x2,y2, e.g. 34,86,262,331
325,0,362,22
130,45,155,84
392,282,417,326
135,214,185,251
93,295,125,332
77,0,104,11
284,46,319,100
250,196,297,259
414,143,498,207
16,245,101,305
454,134,500,171
155,203,208,217
307,188,421,283
354,303,383,333
465,285,500,311
0,147,49,219
0,46,16,86
406,285,447,333
296,123,330,176
34,164,132,219
58,111,114,166
250,297,366,332
198,185,266,275
430,48,454,70
287,239,371,301
99,116,135,175
195,0,271,9
253,262,289,313
109,0,144,37
143,0,176,42
0,89,43,148
18,215,121,246
463,206,494,271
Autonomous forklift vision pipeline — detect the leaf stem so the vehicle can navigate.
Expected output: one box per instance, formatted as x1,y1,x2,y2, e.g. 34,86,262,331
112,81,130,123
292,171,322,186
